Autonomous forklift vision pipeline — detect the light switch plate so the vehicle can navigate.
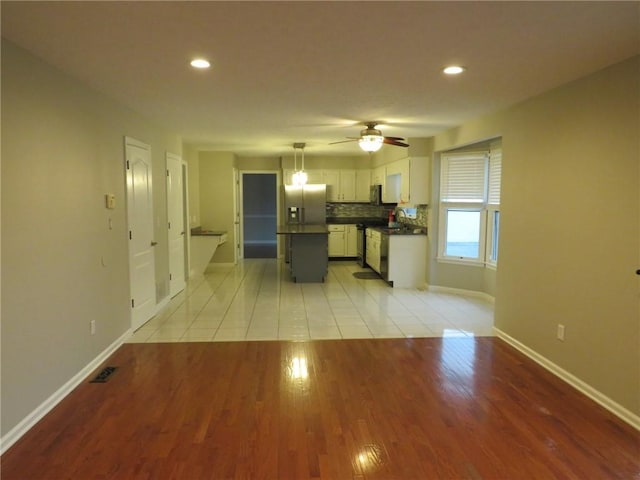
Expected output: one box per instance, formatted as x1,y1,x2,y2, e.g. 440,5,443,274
105,194,116,209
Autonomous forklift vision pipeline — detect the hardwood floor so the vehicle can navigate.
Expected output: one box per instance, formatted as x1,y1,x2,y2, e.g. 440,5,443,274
2,338,638,479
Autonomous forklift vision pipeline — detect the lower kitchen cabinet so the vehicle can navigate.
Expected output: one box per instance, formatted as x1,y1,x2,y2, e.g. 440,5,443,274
329,224,358,257
366,228,427,287
387,234,427,288
365,228,381,273
346,225,358,256
328,225,346,256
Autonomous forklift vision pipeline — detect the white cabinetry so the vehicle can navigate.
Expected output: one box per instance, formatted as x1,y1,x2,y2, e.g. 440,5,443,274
324,170,358,201
365,228,382,273
323,170,340,201
387,234,427,287
283,168,372,203
372,165,386,201
339,170,356,201
306,170,324,184
383,156,430,205
355,170,371,202
346,225,358,256
328,224,346,256
328,224,358,257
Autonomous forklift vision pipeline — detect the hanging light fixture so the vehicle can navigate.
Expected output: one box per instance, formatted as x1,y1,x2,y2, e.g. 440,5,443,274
292,142,308,185
358,124,384,152
359,135,384,152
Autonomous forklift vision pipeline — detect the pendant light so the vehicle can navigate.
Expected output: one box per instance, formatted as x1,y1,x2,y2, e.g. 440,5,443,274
292,142,308,185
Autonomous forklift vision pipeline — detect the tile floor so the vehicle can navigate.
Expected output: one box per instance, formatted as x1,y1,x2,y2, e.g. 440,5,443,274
127,259,494,343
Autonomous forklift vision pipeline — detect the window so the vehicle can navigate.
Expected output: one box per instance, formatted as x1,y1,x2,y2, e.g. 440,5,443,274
438,148,501,266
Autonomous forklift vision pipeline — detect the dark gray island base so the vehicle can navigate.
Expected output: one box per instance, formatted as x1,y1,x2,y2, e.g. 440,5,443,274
276,225,328,283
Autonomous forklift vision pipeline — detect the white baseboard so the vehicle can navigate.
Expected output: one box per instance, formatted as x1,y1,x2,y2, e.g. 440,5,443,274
0,329,132,455
428,284,495,303
494,327,640,431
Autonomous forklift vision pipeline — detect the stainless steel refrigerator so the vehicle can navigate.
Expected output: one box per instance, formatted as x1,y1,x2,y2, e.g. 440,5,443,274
283,184,326,264
284,184,327,225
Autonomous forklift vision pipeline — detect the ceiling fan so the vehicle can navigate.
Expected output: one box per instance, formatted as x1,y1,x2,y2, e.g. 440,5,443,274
330,122,409,152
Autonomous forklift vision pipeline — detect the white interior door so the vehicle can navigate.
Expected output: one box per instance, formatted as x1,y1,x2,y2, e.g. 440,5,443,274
125,137,156,330
167,152,186,297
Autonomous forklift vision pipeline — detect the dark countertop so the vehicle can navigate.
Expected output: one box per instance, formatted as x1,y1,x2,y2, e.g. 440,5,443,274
191,227,227,236
369,226,428,236
276,224,329,235
326,217,387,226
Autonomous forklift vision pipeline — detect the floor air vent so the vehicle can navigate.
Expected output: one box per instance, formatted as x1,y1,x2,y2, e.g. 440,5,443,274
90,366,118,383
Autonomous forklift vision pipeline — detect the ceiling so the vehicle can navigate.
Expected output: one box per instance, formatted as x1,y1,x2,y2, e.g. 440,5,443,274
2,1,638,157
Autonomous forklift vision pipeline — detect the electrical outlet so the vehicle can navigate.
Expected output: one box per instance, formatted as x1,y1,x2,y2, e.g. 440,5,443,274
557,324,565,341
90,320,96,335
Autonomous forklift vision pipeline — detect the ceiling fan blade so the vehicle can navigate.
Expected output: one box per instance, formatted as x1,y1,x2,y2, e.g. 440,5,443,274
383,138,409,147
384,136,406,141
329,139,358,145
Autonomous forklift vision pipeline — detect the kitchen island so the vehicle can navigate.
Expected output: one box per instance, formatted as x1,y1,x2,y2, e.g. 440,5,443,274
276,224,328,283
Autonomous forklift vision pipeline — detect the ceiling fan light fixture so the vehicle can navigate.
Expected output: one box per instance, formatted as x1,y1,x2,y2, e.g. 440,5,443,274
359,135,384,152
190,58,211,69
443,65,465,75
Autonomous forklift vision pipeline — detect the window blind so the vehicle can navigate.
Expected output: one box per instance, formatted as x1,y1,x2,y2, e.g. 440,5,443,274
440,152,487,202
488,148,502,205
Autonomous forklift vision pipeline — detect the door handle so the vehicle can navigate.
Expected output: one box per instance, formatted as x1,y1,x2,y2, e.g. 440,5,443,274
180,231,185,235
151,241,158,247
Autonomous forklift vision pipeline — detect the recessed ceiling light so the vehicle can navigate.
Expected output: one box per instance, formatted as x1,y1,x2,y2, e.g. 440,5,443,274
443,65,466,75
190,59,211,69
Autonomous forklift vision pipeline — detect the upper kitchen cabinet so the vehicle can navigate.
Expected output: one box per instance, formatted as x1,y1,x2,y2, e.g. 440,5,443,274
283,167,371,202
372,165,387,201
323,170,340,201
384,156,430,205
324,169,368,202
355,169,371,202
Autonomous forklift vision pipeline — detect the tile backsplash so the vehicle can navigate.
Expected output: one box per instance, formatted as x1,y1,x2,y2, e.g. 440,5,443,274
326,203,388,219
327,203,428,228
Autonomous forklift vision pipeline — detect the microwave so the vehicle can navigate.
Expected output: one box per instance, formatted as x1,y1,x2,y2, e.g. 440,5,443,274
370,184,382,205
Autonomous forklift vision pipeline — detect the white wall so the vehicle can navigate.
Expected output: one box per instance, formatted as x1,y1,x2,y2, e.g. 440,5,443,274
434,56,640,419
1,40,181,437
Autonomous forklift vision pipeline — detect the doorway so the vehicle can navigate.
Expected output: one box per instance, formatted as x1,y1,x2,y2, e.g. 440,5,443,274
166,152,187,297
241,173,278,258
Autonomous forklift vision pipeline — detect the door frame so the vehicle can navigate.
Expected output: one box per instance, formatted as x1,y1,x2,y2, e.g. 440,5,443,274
236,170,281,261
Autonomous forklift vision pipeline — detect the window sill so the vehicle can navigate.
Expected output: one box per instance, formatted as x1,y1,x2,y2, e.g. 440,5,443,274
436,257,485,267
